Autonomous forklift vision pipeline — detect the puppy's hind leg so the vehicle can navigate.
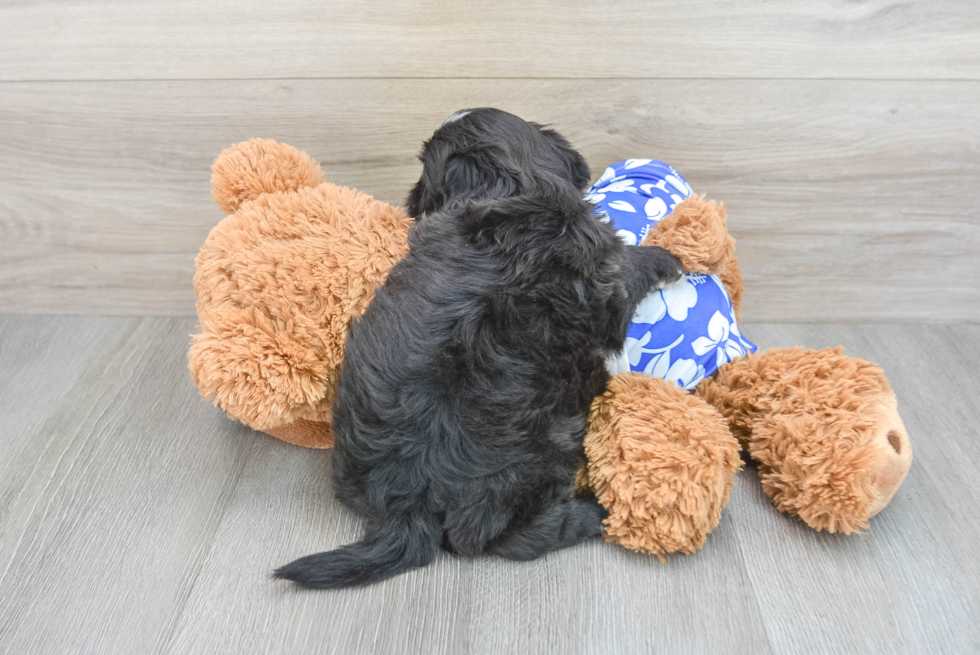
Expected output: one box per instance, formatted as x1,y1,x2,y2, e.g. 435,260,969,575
488,495,607,561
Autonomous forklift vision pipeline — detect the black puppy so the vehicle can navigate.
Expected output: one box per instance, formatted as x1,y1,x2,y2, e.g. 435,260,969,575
275,109,683,588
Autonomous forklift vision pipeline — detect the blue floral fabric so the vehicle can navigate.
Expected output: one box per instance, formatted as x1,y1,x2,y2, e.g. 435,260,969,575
587,159,757,390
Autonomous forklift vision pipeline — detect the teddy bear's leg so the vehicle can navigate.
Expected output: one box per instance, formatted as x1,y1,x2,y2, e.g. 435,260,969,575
585,373,742,560
189,304,338,448
696,348,913,533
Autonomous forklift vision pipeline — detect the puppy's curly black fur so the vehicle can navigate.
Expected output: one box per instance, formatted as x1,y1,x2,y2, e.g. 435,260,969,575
275,109,683,588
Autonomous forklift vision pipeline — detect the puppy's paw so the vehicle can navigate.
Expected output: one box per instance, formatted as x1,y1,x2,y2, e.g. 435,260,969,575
640,246,684,290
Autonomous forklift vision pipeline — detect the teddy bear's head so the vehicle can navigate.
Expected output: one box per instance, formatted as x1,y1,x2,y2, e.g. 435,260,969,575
706,346,914,533
189,139,412,447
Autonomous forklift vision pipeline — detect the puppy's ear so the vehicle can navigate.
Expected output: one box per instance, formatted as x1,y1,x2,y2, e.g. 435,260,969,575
444,154,483,198
406,178,434,219
564,149,592,192
446,153,519,200
537,127,591,191
406,148,446,219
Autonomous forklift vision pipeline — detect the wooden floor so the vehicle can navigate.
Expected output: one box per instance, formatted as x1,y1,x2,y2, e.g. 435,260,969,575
0,316,977,654
1,1,978,653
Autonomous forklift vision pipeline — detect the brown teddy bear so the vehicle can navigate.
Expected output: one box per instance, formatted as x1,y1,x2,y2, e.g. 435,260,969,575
189,139,913,559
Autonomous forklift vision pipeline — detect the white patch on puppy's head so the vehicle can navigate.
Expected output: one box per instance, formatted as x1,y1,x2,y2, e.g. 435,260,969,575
442,110,471,126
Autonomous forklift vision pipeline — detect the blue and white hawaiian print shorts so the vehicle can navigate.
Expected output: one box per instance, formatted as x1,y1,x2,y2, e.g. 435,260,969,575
589,159,757,390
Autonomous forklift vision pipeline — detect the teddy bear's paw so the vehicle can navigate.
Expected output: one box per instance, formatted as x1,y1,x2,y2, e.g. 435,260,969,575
189,304,337,433
212,138,324,213
586,373,742,560
641,195,735,275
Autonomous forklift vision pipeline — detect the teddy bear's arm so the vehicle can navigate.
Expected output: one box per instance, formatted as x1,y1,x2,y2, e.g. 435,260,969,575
641,195,734,276
641,194,744,318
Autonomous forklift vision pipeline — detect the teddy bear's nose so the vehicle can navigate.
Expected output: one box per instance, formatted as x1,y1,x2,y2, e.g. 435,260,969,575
887,430,902,454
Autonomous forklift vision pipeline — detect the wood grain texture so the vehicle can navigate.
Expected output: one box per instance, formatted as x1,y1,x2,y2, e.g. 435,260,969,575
735,324,980,654
0,316,256,654
166,438,773,655
1,79,977,320
1,0,978,81
1,318,978,654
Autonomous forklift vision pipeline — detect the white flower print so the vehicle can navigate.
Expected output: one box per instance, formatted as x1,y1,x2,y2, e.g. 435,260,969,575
660,278,698,321
709,274,755,354
632,289,667,324
630,276,700,325
602,179,637,194
691,311,748,370
644,197,668,220
597,160,758,387
619,333,705,390
615,229,637,245
624,333,682,374
607,199,637,213
665,174,692,196
729,315,754,353
664,358,706,390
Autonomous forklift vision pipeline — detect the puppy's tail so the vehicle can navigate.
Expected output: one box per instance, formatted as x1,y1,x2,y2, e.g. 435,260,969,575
273,514,441,589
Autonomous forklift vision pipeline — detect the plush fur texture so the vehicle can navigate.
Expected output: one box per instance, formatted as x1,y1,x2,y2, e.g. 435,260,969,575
273,109,684,588
191,135,911,565
192,140,742,450
211,138,325,214
642,195,734,276
643,194,743,318
717,254,744,320
190,139,412,444
584,373,741,560
697,347,913,533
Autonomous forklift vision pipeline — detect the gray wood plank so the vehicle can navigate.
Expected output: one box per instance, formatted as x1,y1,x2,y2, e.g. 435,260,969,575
0,317,256,654
1,0,978,81
163,323,980,654
165,431,772,655
2,79,978,321
0,316,138,464
732,323,980,654
1,320,977,653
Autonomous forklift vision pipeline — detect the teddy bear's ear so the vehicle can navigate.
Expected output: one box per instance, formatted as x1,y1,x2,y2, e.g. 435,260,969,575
211,138,324,213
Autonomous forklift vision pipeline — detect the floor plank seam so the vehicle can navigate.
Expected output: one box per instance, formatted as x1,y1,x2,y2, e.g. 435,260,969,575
2,76,980,84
